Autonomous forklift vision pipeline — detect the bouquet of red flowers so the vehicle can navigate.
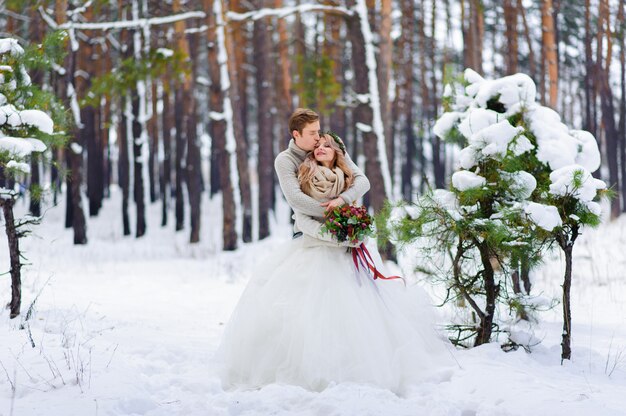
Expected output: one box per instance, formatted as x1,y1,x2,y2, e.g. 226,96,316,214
320,204,375,244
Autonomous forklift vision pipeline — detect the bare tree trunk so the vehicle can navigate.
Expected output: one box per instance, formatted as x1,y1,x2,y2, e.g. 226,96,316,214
584,0,598,139
120,98,131,236
28,9,44,217
431,0,445,189
1,197,21,318
379,0,393,177
598,0,621,217
475,240,498,346
207,0,238,250
504,0,519,74
346,0,387,211
599,72,621,218
174,87,186,231
254,5,274,240
557,226,578,361
619,0,626,212
58,0,87,243
399,0,416,200
322,4,347,140
161,79,172,226
185,30,203,243
149,80,159,203
131,91,146,237
542,0,558,108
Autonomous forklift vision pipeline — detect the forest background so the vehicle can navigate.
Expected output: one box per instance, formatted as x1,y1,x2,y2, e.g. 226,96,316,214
1,0,624,250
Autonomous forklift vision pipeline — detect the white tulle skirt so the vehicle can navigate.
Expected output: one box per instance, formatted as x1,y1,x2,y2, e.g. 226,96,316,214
216,237,453,393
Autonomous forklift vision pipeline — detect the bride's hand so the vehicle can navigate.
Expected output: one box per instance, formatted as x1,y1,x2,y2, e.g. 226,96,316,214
321,197,345,211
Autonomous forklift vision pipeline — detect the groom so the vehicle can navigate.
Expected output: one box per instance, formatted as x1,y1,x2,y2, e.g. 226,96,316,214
274,108,370,237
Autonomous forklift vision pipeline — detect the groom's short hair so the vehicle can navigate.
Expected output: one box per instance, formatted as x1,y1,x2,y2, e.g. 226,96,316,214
289,108,319,137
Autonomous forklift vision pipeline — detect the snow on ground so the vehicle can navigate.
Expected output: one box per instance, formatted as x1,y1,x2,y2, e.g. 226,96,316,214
1,189,626,415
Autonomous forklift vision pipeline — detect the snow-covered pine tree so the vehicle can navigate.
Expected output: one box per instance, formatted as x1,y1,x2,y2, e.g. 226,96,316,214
381,69,608,356
0,35,66,318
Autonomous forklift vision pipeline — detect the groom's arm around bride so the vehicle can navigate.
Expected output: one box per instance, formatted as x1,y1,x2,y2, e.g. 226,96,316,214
274,108,370,227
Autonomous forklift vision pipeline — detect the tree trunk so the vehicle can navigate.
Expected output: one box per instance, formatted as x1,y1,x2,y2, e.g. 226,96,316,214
254,7,274,240
161,79,172,227
29,153,41,217
542,0,558,108
617,0,626,212
599,70,621,218
1,198,21,319
224,12,252,243
504,0,519,74
28,9,43,217
379,0,393,181
558,226,578,362
584,0,598,139
69,146,88,244
149,80,159,203
399,0,416,200
475,240,498,346
57,0,87,244
120,98,131,236
185,30,202,243
431,0,445,189
174,87,186,232
207,0,238,250
131,92,146,238
346,0,388,211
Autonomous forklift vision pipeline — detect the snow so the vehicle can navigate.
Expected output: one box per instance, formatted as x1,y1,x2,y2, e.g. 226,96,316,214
470,120,526,159
0,106,53,135
570,130,601,172
458,108,500,139
432,111,460,139
6,160,30,173
524,201,562,231
40,10,207,31
0,136,41,157
70,142,83,154
17,109,54,134
0,104,22,127
0,38,24,56
451,170,486,191
473,73,537,110
1,189,626,415
226,5,353,21
355,122,372,133
67,83,82,128
549,165,607,202
501,170,537,200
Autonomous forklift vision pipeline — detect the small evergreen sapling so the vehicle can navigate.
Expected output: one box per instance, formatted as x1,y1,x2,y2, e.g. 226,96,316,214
382,70,608,357
0,35,66,318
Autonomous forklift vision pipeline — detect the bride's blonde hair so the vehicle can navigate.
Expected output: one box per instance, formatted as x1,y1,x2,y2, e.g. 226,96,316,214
298,133,354,196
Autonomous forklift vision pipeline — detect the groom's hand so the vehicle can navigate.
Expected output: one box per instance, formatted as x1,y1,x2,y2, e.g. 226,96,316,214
321,197,345,211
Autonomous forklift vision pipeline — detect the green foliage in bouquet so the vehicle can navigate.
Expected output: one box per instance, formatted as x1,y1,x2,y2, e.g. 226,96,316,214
320,205,375,244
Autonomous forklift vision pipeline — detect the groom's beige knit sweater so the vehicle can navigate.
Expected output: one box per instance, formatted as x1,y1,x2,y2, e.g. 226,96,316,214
274,139,370,237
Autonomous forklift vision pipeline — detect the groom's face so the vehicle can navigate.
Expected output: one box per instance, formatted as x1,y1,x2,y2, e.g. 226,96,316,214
293,121,321,152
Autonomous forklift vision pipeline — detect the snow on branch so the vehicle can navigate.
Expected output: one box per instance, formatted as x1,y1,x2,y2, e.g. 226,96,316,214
38,8,206,31
227,5,353,21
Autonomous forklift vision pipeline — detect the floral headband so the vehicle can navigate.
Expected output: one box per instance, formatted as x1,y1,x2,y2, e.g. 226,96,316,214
324,131,346,154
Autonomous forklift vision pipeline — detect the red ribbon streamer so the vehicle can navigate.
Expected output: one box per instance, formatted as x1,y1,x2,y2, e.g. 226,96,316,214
352,243,404,282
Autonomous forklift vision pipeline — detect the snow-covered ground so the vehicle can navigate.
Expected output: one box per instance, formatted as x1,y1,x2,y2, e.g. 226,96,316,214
1,190,626,415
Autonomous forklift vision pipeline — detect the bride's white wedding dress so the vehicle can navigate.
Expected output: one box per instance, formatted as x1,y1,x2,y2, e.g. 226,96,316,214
216,231,454,393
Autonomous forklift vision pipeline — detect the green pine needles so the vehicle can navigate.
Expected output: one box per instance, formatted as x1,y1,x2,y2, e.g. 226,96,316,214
382,69,609,355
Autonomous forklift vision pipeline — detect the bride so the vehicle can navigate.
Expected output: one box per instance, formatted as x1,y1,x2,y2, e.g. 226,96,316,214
216,133,453,393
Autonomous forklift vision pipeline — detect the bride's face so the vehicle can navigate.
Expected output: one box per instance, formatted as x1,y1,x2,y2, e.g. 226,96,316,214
313,137,336,167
